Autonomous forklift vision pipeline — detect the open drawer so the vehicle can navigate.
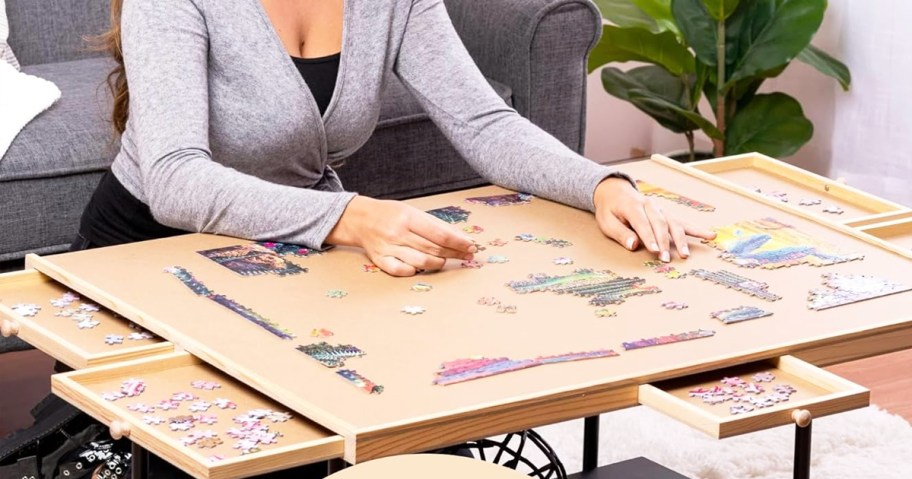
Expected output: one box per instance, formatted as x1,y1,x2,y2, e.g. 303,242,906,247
638,355,869,439
689,153,908,224
0,269,172,368
52,352,343,479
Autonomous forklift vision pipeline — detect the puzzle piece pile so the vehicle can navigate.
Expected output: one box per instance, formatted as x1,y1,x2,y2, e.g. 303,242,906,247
688,371,798,415
101,378,294,457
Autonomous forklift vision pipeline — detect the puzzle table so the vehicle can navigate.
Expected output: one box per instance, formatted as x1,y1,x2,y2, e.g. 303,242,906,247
3,155,912,479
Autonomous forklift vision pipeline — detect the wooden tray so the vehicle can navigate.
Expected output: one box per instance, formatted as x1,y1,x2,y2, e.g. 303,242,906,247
857,218,912,256
0,269,172,368
639,355,868,438
690,153,909,224
52,352,343,479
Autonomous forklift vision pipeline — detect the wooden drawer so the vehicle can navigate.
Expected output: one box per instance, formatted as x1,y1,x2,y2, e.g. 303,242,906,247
689,153,908,224
0,269,172,368
52,352,343,479
856,218,912,257
638,355,869,439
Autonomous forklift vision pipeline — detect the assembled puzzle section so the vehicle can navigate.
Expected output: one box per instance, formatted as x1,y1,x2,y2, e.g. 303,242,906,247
689,153,908,223
52,352,343,479
27,156,912,462
638,355,869,439
0,269,171,369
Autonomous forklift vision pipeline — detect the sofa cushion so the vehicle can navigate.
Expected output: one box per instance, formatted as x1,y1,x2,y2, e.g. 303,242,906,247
0,57,118,181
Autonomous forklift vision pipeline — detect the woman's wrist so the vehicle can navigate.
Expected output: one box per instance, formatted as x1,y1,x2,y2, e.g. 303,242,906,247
326,195,369,247
593,175,636,210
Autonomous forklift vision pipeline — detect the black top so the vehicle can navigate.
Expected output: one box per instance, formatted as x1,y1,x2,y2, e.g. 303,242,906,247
291,52,341,115
78,54,342,248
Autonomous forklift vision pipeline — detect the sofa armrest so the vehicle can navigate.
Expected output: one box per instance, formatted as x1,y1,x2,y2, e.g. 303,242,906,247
444,0,602,154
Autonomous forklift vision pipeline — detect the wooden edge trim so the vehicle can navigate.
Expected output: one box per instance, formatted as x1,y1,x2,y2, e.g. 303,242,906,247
86,342,177,368
856,216,912,235
775,356,869,393
637,384,719,438
348,384,638,463
843,210,912,228
688,154,756,173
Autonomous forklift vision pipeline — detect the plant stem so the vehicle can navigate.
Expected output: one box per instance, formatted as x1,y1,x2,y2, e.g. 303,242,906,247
685,131,695,163
714,18,726,157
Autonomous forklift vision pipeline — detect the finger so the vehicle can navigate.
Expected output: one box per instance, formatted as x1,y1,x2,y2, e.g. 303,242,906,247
623,201,660,256
668,219,690,258
415,214,477,253
373,255,417,277
644,202,673,262
405,232,474,260
596,209,639,251
391,245,448,272
684,223,718,241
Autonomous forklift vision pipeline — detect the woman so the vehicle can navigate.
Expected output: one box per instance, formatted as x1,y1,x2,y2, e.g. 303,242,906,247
78,0,715,270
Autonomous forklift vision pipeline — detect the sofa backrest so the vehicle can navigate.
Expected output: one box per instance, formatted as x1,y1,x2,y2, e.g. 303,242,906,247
5,0,110,66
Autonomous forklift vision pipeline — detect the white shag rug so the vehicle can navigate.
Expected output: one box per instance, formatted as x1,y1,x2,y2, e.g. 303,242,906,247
525,406,912,478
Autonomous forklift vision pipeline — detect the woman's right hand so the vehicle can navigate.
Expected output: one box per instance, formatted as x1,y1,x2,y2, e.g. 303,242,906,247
327,196,478,276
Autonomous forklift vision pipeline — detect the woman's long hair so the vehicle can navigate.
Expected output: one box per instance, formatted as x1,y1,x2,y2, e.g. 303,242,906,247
91,0,128,134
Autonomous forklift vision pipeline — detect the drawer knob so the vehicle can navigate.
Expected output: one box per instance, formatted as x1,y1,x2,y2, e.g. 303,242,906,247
0,319,19,337
110,421,131,440
792,409,813,428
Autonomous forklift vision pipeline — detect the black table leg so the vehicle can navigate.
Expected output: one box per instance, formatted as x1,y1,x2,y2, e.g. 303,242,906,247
583,415,600,472
131,442,149,479
794,420,812,479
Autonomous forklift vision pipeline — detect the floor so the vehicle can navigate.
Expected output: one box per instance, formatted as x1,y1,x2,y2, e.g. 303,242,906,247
1,348,910,439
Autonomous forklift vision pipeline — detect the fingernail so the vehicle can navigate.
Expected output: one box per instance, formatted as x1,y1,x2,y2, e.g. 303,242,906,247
650,242,659,253
660,251,670,262
682,245,690,256
626,237,636,250
464,253,474,261
468,245,478,254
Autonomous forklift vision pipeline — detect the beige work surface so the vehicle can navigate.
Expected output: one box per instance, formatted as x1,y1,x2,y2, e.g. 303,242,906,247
27,156,912,462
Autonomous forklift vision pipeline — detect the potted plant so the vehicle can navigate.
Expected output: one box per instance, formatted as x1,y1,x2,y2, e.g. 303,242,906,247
589,0,851,162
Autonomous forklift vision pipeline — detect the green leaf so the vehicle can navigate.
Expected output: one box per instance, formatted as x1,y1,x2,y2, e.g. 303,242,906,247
726,0,826,87
725,93,813,156
631,93,725,139
797,44,852,91
600,66,700,133
630,0,680,35
702,0,740,20
671,0,718,66
588,25,695,75
594,0,661,32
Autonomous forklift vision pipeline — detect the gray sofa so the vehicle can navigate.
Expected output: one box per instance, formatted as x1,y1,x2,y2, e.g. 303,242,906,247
0,0,602,353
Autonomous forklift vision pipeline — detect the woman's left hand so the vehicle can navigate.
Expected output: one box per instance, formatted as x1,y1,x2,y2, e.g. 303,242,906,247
593,176,716,262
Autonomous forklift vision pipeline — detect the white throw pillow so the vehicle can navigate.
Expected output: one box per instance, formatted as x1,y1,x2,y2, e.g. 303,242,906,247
0,0,20,70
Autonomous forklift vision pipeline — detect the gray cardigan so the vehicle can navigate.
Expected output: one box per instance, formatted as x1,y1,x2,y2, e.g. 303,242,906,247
113,0,621,248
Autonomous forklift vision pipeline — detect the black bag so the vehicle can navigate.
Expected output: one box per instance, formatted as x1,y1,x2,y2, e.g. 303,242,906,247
0,394,117,479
